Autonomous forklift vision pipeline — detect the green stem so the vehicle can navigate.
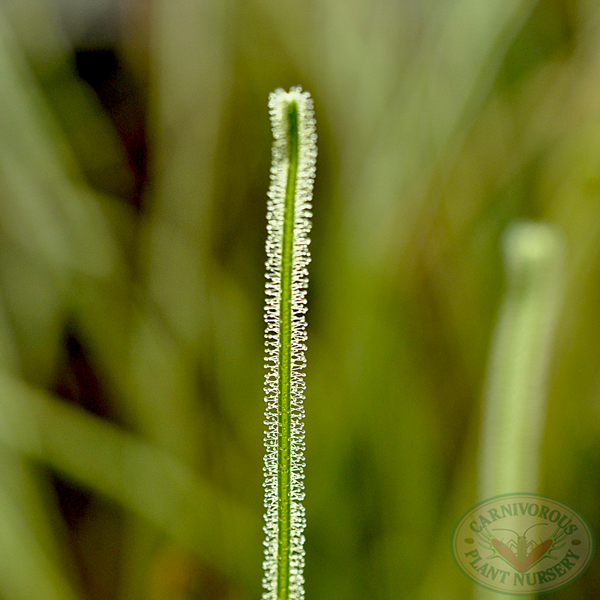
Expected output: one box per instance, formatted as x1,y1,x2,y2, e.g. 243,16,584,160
277,100,298,600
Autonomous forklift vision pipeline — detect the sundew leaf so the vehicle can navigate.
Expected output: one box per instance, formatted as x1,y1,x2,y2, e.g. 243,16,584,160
262,87,317,600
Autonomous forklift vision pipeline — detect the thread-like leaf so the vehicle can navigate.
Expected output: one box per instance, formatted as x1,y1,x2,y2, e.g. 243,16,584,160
478,221,565,501
262,87,317,600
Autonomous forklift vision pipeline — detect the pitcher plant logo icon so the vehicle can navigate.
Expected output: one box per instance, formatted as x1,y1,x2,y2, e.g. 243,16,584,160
452,493,594,595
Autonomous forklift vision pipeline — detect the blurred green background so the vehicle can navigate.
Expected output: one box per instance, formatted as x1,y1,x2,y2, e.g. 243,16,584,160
0,0,599,599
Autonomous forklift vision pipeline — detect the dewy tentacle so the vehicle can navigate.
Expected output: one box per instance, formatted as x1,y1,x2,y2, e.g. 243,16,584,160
262,87,316,600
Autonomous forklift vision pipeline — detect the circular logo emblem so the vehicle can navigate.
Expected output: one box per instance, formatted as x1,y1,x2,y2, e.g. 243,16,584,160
452,493,595,595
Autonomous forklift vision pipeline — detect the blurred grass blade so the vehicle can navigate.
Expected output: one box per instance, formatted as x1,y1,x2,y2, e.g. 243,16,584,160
146,0,232,354
0,3,117,279
0,3,78,181
110,1,235,596
0,449,86,600
0,371,261,592
0,295,83,600
340,0,537,266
